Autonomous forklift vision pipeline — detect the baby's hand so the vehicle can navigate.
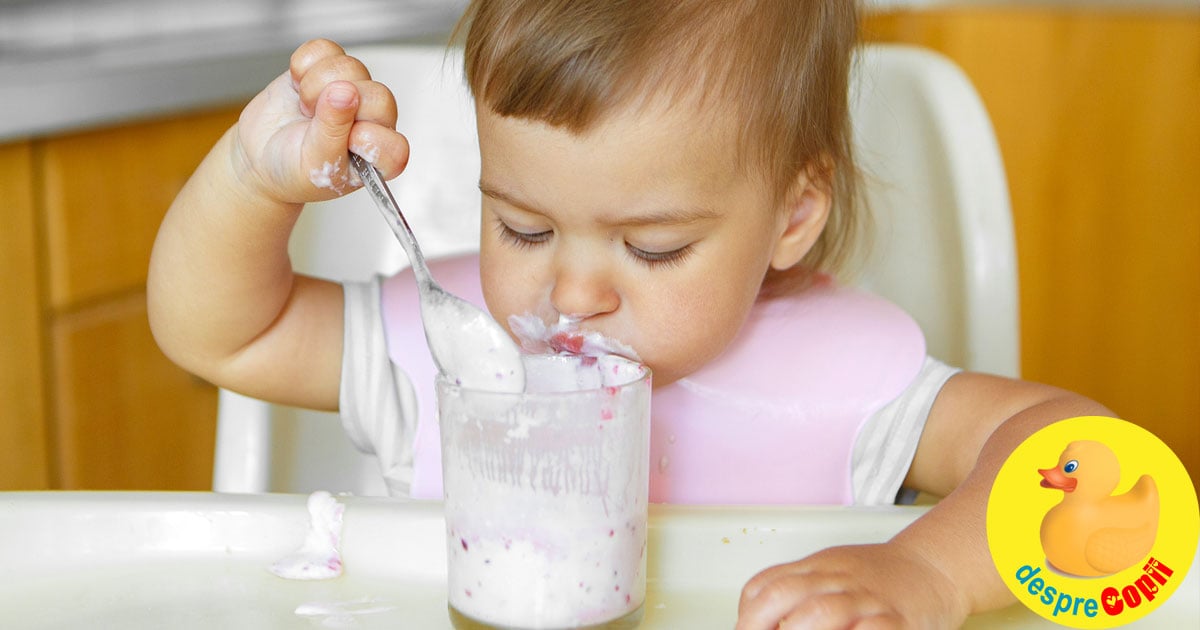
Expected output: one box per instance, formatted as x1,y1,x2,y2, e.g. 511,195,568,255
736,542,967,629
231,39,409,205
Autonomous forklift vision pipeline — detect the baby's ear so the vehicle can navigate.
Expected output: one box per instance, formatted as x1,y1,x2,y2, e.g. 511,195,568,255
769,167,831,271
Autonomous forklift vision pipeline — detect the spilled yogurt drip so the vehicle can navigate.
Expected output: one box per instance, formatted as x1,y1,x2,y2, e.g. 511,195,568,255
269,491,345,580
508,313,640,360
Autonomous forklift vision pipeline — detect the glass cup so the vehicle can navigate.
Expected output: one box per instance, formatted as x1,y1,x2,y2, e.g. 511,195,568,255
438,354,652,630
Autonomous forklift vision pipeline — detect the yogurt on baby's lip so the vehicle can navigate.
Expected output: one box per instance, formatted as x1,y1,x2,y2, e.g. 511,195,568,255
508,313,640,361
438,354,652,629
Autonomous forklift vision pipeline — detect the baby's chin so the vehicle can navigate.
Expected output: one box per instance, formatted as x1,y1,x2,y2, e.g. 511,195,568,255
636,351,713,390
650,338,737,388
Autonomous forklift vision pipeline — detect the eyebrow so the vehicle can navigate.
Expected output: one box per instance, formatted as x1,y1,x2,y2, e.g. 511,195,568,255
478,182,721,227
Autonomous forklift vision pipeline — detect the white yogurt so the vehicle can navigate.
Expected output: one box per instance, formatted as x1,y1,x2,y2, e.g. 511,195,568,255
309,156,353,194
509,314,640,361
421,289,525,393
439,355,651,629
269,491,344,580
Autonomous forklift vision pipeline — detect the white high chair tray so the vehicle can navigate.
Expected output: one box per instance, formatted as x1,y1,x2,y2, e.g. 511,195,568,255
0,492,1194,628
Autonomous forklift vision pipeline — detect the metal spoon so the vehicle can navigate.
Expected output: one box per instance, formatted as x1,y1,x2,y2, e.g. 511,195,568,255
349,152,525,392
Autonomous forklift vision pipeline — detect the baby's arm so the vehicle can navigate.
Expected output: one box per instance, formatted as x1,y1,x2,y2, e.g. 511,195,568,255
147,39,409,410
736,373,1111,629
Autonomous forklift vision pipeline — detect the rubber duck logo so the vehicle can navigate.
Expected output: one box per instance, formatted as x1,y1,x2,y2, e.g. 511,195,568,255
1038,440,1159,577
987,417,1198,627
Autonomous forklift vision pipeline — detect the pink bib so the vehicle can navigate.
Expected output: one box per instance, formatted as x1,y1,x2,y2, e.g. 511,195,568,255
380,254,925,504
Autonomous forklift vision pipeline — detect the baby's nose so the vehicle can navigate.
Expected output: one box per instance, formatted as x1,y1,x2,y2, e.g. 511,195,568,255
550,265,619,320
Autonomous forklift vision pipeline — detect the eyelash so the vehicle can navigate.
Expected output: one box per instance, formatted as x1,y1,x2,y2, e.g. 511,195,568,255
493,220,694,269
494,220,551,250
626,243,693,269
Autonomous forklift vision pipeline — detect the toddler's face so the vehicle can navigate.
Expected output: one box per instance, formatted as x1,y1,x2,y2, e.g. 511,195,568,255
476,104,792,387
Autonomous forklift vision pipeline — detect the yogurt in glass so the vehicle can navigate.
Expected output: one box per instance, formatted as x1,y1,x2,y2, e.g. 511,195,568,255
438,354,651,629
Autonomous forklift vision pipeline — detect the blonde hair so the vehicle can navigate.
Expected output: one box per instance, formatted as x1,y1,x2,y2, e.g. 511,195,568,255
454,0,863,293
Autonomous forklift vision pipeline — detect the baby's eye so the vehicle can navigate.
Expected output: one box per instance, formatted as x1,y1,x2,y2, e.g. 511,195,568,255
495,220,552,248
626,243,693,269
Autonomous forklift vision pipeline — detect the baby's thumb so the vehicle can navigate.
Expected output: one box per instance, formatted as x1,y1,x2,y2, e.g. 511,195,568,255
305,81,359,175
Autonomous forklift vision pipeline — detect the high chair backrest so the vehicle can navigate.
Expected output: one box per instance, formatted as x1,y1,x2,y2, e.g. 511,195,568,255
212,43,1019,495
850,45,1019,378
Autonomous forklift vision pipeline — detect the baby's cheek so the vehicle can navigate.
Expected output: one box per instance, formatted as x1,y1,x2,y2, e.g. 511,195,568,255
649,305,743,382
479,261,518,316
634,328,714,388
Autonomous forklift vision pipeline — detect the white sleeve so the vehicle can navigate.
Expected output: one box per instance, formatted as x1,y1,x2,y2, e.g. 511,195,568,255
339,278,421,497
851,356,961,506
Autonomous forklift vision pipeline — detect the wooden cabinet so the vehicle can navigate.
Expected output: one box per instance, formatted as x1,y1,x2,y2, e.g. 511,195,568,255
864,7,1200,486
0,142,50,490
40,116,237,310
1,106,240,490
50,294,219,489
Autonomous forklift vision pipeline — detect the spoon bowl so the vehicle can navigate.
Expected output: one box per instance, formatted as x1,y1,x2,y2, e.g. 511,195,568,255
350,153,524,393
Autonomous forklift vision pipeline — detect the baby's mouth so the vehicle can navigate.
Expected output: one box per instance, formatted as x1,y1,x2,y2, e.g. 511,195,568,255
507,313,641,361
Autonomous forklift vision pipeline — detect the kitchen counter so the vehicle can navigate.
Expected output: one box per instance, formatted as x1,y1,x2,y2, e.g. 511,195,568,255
0,0,466,141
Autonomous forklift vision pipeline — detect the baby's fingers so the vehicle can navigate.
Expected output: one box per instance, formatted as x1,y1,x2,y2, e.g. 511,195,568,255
292,41,397,127
303,82,409,192
349,122,410,180
347,80,399,128
737,572,897,630
776,592,897,630
291,40,360,111
302,81,360,194
291,38,346,79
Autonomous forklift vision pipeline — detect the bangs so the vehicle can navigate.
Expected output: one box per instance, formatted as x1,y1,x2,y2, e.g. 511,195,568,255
455,0,862,287
459,1,731,132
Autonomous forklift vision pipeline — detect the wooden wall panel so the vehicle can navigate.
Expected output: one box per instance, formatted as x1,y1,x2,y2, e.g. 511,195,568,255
39,108,240,310
35,107,239,489
863,9,1200,485
51,292,217,490
0,141,51,489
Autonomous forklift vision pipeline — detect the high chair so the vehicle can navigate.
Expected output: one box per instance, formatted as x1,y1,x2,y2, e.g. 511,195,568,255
211,43,1019,495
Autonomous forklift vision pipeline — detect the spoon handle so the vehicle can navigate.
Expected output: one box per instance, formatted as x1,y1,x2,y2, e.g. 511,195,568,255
349,152,433,283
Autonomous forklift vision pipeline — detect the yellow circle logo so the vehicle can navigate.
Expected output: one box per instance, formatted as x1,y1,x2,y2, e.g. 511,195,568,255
986,416,1198,627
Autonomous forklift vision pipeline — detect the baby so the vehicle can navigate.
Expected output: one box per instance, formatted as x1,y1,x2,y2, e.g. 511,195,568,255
147,0,1111,627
